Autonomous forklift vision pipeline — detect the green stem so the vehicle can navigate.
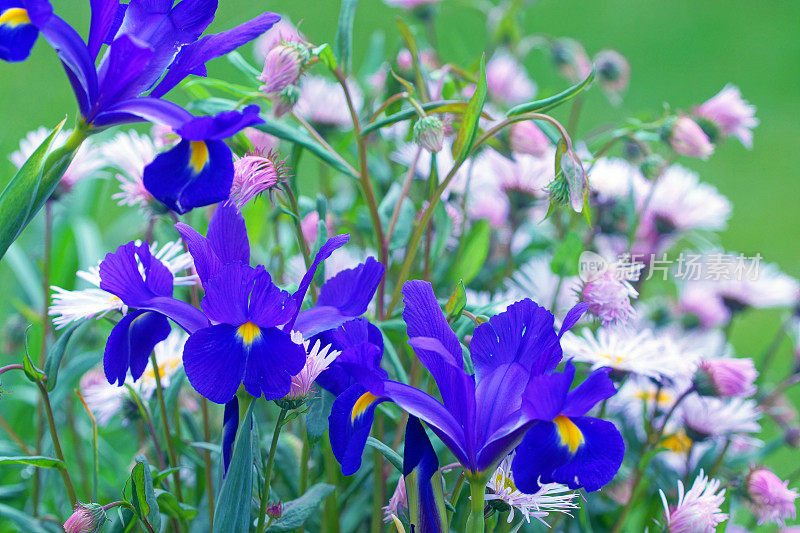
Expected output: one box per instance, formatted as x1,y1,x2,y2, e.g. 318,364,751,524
465,476,486,533
256,408,288,533
36,381,77,506
201,398,215,530
75,389,99,502
150,352,184,507
323,436,341,533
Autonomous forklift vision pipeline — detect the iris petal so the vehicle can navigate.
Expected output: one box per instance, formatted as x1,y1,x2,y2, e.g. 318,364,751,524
199,261,256,325
221,397,238,476
511,421,573,494
0,2,39,62
403,417,446,533
562,367,617,417
183,324,247,404
329,384,385,476
241,327,305,400
143,138,234,214
548,416,625,492
103,309,170,386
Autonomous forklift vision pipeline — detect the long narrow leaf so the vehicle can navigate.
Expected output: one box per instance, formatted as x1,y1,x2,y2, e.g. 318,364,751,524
451,55,487,162
334,0,359,74
506,68,596,117
213,400,256,533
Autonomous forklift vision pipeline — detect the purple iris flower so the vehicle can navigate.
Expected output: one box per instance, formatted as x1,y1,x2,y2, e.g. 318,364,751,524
99,203,386,407
329,280,624,494
403,416,446,533
1,0,279,212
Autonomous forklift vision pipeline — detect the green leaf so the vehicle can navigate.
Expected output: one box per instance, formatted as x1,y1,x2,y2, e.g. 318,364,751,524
451,55,487,162
129,454,161,531
0,503,51,533
445,281,467,323
0,456,64,469
265,483,335,532
305,390,334,449
313,43,337,71
507,68,596,117
447,219,490,285
155,490,198,521
22,346,45,383
213,400,256,533
550,232,583,277
4,243,42,306
43,321,83,391
256,119,359,179
365,437,403,472
227,50,261,78
334,0,359,74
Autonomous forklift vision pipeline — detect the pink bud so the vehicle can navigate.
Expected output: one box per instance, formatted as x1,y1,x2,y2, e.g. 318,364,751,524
747,468,798,526
696,358,758,398
670,116,714,159
63,502,107,533
258,44,304,94
230,151,289,208
694,85,758,148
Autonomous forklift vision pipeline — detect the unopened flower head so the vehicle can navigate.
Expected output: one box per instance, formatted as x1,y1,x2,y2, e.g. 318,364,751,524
746,467,798,526
382,477,408,523
509,120,550,157
594,49,630,102
669,116,714,159
413,115,445,153
266,500,283,519
485,456,579,525
253,19,305,61
551,38,593,82
694,85,758,148
258,42,306,95
285,331,340,401
63,502,107,533
580,269,640,325
695,358,758,398
230,150,290,208
660,469,727,533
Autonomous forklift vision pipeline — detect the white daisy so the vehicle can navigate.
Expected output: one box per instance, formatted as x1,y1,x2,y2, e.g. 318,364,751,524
49,241,196,328
484,456,579,525
681,396,761,439
101,130,158,212
660,469,727,533
588,157,647,203
562,326,694,380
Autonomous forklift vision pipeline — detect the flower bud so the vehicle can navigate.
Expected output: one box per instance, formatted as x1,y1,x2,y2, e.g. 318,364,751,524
693,358,758,398
266,500,283,520
746,467,798,526
272,84,300,118
639,154,665,180
785,426,800,448
63,502,107,533
594,49,630,104
258,43,305,94
509,121,550,157
230,151,289,208
668,116,714,159
551,38,592,82
413,116,445,153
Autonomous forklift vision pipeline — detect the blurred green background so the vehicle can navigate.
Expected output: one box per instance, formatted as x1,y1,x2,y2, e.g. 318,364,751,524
0,0,798,529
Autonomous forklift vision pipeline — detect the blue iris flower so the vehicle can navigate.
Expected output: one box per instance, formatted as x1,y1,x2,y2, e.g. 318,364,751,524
328,280,624,494
1,0,280,212
99,203,386,405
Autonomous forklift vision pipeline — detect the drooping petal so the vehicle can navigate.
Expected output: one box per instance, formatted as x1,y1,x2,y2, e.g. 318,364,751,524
241,326,305,400
183,324,247,404
103,309,170,385
143,138,234,214
513,416,624,493
176,104,263,141
23,0,98,114
562,367,617,417
403,417,446,533
221,397,238,476
87,0,119,58
174,222,220,282
559,302,588,337
99,241,209,333
329,384,385,476
285,234,350,330
200,261,255,325
470,299,562,382
293,257,385,337
0,1,39,62
150,11,280,97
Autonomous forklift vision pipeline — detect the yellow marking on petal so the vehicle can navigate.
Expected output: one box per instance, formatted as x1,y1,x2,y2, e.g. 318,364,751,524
662,430,693,454
554,415,584,454
188,141,209,173
237,321,261,345
0,8,30,27
351,391,378,423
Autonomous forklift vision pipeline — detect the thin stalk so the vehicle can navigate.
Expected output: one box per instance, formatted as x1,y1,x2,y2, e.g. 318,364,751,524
369,92,410,123
75,390,99,501
201,398,215,529
256,408,288,533
149,352,184,505
465,476,486,533
323,436,341,533
758,317,790,381
291,111,359,178
125,384,167,471
333,68,387,318
0,412,32,454
36,381,77,506
283,185,313,270
448,471,465,524
708,439,731,478
297,423,310,533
